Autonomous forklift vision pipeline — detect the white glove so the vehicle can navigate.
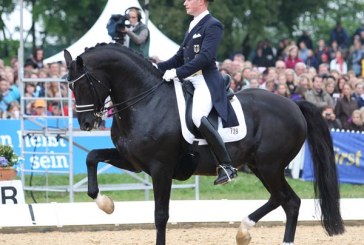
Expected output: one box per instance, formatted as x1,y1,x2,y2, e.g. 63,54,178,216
163,69,177,82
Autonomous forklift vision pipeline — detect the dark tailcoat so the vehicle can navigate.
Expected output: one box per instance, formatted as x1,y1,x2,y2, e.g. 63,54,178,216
158,14,238,127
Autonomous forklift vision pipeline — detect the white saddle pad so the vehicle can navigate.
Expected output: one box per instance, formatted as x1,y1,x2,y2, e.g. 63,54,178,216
174,80,247,145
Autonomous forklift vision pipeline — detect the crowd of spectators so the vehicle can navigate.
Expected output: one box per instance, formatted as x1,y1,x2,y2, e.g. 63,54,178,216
220,22,364,131
2,21,364,131
0,48,69,119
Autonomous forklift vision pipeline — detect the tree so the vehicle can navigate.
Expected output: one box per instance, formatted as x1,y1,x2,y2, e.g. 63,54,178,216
0,0,17,61
149,0,335,59
27,0,107,54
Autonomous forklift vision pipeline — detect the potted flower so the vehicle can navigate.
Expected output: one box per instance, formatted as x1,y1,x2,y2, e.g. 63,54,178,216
0,144,20,180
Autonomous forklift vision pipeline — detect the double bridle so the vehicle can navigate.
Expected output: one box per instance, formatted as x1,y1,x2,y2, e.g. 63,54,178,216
67,66,164,119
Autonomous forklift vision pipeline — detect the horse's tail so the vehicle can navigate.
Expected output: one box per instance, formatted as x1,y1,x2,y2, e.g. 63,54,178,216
296,100,345,236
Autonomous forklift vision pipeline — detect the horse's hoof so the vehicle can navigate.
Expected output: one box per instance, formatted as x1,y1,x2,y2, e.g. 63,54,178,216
95,193,115,214
236,229,251,245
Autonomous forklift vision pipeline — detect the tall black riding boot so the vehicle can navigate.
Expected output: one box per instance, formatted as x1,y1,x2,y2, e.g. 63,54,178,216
199,117,237,185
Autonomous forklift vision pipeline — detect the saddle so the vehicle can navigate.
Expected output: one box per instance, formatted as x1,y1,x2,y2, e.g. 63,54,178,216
182,74,235,136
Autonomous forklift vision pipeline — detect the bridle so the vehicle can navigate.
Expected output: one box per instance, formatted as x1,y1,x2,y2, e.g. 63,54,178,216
68,67,110,119
67,65,164,119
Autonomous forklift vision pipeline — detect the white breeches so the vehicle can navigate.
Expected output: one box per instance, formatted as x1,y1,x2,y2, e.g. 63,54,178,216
188,75,213,128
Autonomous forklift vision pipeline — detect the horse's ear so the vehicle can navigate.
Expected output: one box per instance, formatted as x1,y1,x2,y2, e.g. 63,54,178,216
64,49,72,68
76,56,84,68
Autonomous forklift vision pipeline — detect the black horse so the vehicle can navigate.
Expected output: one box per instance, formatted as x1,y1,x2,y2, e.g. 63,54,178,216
64,43,344,245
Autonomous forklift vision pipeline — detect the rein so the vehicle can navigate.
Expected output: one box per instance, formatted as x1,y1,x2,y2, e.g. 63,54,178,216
107,82,164,116
68,67,164,118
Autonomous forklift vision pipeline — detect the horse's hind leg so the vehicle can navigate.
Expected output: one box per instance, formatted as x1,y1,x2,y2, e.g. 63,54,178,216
236,166,300,245
86,148,136,214
280,179,301,244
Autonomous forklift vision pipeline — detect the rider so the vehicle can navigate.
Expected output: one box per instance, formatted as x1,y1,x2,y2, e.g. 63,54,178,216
158,0,239,185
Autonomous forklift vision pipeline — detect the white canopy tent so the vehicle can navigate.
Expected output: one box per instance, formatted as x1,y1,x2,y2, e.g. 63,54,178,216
43,0,179,64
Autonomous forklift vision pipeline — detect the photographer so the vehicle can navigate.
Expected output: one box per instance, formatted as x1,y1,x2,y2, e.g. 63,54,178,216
112,7,150,58
321,105,342,130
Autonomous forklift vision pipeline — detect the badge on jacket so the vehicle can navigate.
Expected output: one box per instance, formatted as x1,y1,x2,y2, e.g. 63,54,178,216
194,45,200,53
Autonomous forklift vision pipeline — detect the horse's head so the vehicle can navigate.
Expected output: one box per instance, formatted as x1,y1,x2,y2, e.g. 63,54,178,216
64,49,110,131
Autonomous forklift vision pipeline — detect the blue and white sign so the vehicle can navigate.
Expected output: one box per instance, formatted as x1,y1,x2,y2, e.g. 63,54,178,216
0,119,116,174
303,131,364,184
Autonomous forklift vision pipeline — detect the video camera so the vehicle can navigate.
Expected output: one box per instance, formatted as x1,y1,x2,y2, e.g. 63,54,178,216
107,14,131,44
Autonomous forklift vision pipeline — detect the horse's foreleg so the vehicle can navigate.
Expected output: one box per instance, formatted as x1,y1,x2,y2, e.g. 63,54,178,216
86,148,135,214
151,171,173,245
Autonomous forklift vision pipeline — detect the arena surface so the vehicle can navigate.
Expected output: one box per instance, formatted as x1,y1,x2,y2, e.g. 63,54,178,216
0,224,362,245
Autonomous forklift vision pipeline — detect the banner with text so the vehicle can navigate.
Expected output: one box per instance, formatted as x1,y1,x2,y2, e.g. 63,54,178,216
0,119,116,174
302,131,364,184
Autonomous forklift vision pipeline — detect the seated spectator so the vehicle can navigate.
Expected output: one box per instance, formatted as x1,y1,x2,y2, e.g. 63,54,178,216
49,101,68,117
241,67,252,90
263,79,276,92
352,82,364,108
275,60,286,75
24,47,45,69
330,69,341,82
48,62,61,77
329,22,349,49
315,39,330,65
233,53,245,64
249,78,260,89
5,101,20,119
307,67,317,79
347,109,364,131
322,105,342,130
277,73,287,84
0,78,19,113
305,75,334,109
360,106,364,122
285,45,303,69
232,71,243,91
353,21,364,41
305,49,319,70
297,74,312,90
24,82,37,115
252,47,267,68
276,38,289,61
285,69,297,95
261,39,275,67
323,75,337,99
330,50,348,75
335,83,358,129
32,99,51,116
276,83,290,98
294,62,306,77
297,30,313,50
348,38,364,77
229,79,237,92
298,41,309,62
290,85,307,102
334,75,348,95
318,63,330,76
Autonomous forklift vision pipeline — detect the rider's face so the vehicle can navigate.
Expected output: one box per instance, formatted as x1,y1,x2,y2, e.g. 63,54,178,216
184,0,204,17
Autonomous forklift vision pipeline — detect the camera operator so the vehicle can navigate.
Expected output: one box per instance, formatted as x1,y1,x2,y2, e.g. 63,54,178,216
117,7,150,58
321,105,342,130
